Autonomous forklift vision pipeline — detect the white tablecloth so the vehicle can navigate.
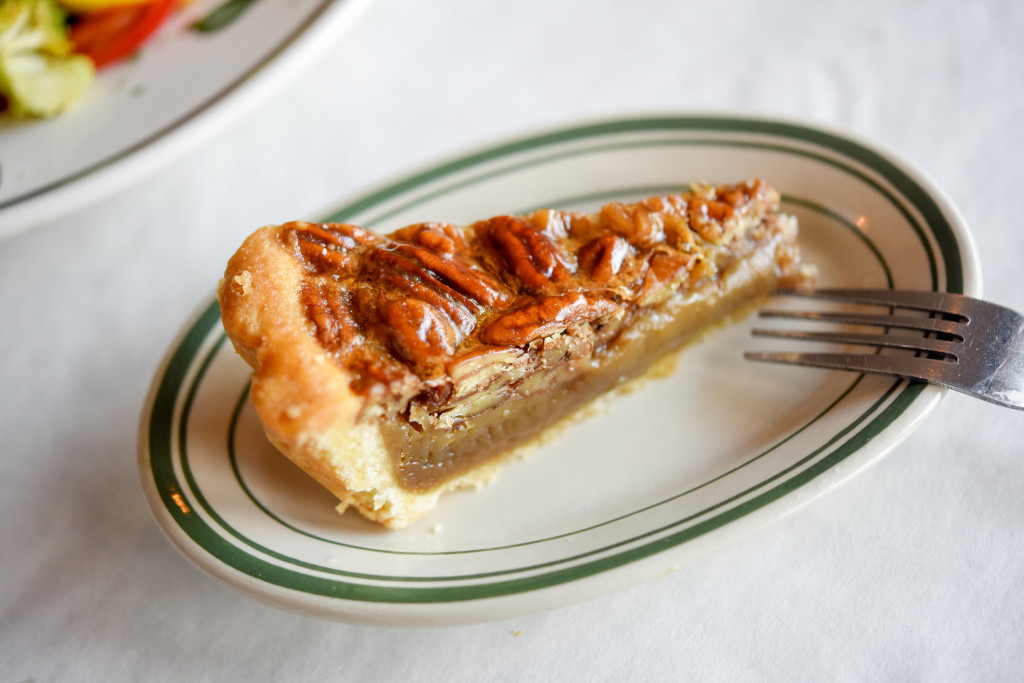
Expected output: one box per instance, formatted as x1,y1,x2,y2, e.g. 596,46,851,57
3,0,1022,679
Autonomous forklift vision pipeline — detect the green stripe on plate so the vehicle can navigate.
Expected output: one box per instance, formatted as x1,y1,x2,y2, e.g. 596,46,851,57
222,193,896,560
144,116,959,604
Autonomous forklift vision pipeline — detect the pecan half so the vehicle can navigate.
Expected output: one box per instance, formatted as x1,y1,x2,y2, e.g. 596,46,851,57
599,201,667,248
577,234,632,283
637,250,697,306
476,215,575,294
391,222,468,256
287,222,380,275
717,178,774,213
370,246,477,335
528,208,571,240
383,298,459,370
639,195,697,251
481,292,621,346
392,243,511,308
687,197,736,243
301,281,363,353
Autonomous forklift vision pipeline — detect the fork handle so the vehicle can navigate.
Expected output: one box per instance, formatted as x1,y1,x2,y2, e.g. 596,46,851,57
967,316,1024,409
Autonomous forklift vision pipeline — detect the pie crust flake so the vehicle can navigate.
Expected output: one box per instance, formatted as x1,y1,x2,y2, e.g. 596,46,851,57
218,179,813,528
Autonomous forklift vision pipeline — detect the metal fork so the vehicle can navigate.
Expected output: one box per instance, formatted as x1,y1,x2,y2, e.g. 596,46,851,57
745,288,1024,410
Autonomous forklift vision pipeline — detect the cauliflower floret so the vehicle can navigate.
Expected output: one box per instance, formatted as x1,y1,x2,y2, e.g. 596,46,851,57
0,0,94,117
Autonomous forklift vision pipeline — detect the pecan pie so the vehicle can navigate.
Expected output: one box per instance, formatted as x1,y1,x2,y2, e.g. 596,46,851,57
219,180,812,528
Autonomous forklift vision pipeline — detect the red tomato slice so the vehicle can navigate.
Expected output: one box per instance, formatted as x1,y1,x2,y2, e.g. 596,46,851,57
69,0,178,69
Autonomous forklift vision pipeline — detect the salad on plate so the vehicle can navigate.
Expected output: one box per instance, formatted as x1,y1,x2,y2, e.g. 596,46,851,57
0,0,250,117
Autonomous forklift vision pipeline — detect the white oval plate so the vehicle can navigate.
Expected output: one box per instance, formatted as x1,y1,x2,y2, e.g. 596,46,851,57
139,115,980,625
0,0,370,239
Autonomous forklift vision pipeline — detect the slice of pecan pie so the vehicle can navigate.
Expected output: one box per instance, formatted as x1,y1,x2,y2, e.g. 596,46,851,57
219,179,812,528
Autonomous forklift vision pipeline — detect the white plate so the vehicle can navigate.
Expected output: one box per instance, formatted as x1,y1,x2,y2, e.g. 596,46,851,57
0,0,371,239
139,115,980,625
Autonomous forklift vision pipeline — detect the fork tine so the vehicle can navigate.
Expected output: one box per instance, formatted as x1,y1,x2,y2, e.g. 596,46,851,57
757,309,964,338
780,288,970,316
743,351,950,383
750,328,959,358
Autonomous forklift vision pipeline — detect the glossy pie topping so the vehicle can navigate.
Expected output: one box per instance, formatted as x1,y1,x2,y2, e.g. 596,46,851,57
283,179,781,416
